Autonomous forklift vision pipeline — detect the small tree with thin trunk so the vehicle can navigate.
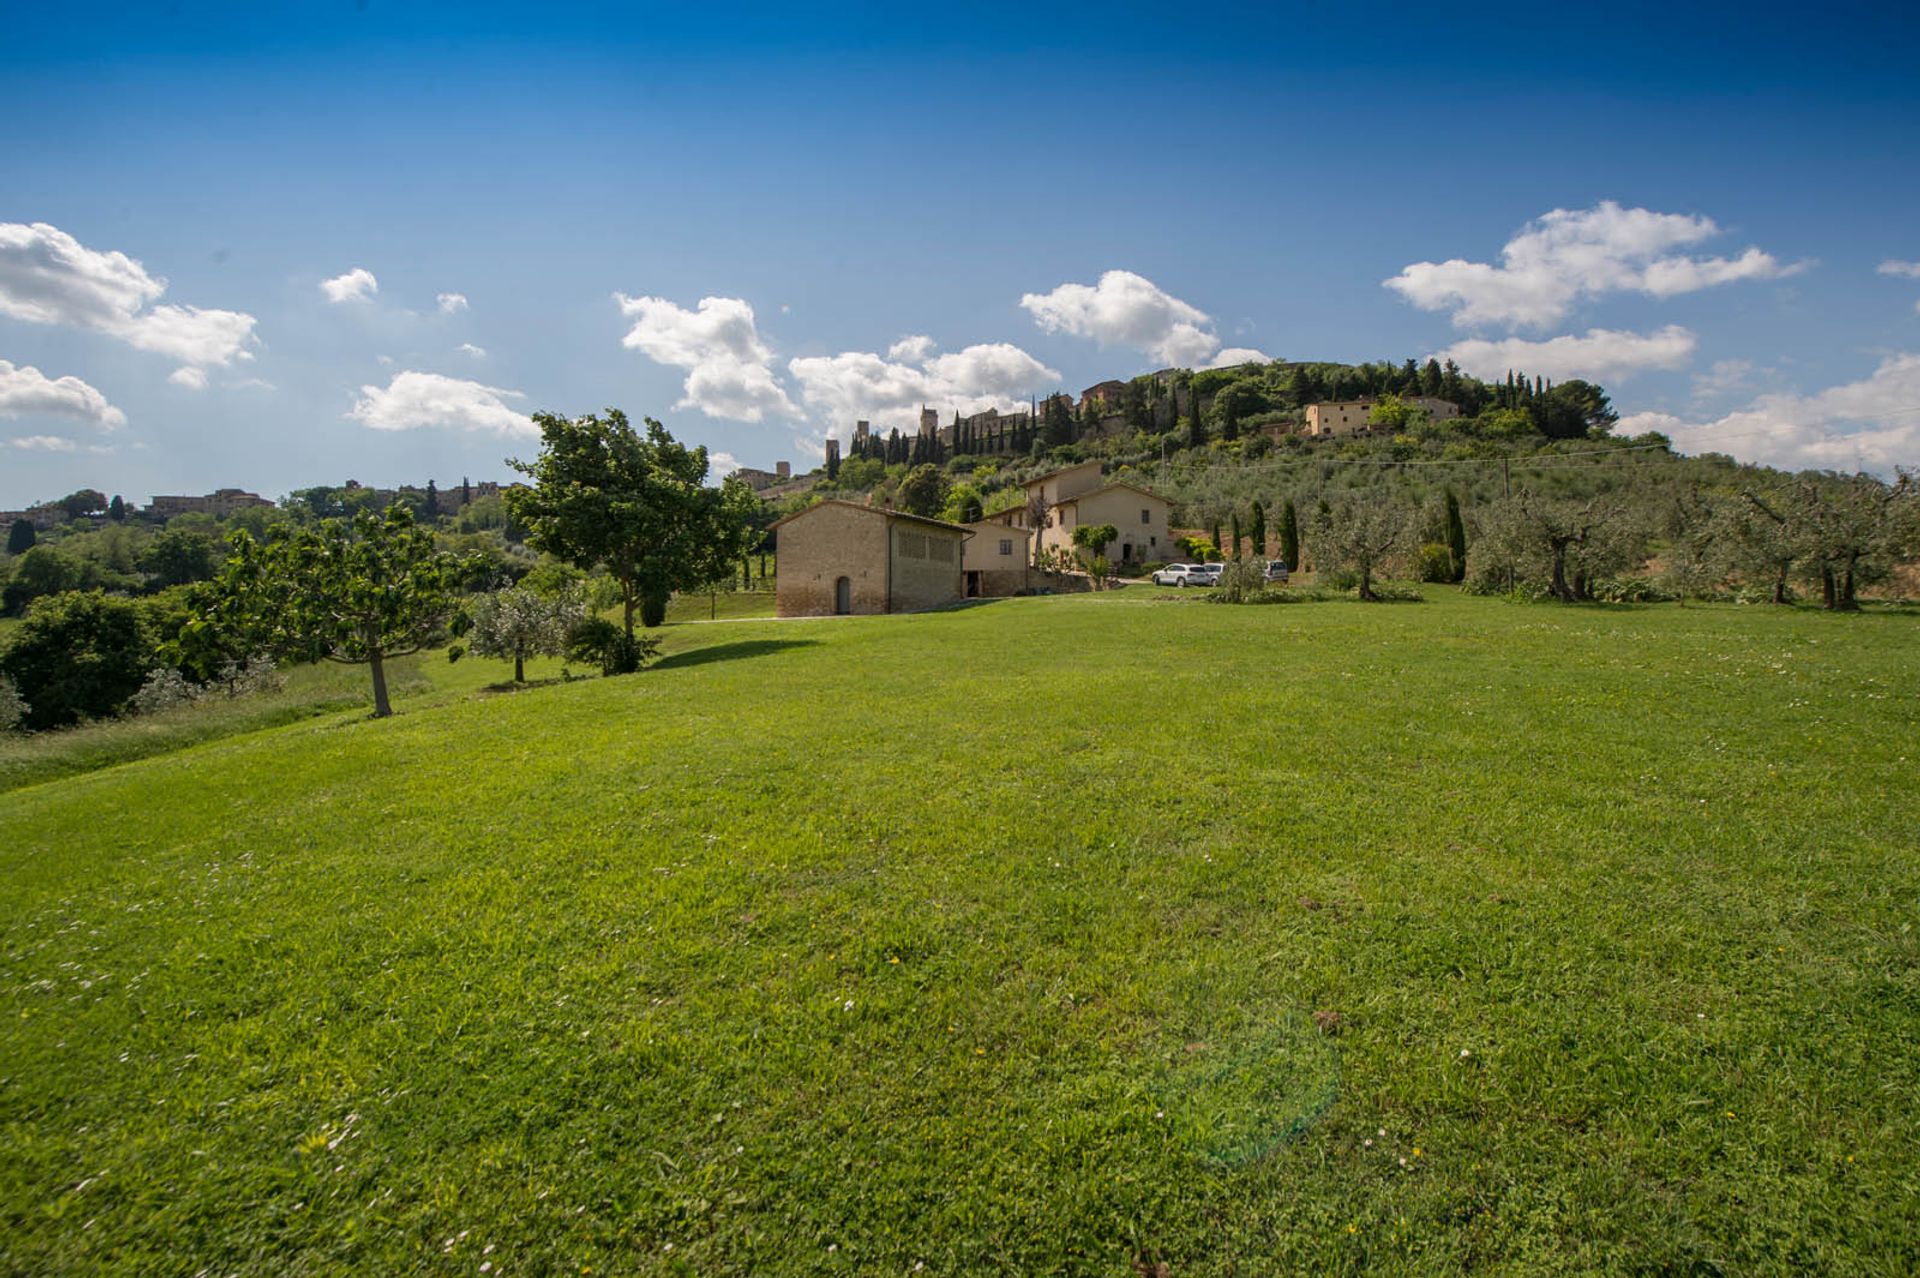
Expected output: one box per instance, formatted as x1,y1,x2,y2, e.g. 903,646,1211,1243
1313,499,1408,600
206,506,463,717
466,586,586,683
1071,523,1118,589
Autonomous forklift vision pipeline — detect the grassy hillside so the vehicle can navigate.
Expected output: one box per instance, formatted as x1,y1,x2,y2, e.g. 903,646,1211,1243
3,592,1916,1274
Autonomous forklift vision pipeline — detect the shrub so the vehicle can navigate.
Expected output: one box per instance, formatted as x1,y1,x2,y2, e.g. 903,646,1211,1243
1414,542,1456,583
1214,559,1268,602
566,617,661,676
130,667,202,716
0,591,154,729
1589,576,1676,604
0,674,26,733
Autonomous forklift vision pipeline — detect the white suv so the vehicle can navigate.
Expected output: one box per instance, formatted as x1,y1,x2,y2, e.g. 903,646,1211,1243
1151,563,1210,587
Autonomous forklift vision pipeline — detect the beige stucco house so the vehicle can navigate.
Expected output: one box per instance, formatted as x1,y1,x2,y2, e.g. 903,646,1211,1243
961,521,1033,597
769,500,970,617
990,461,1173,569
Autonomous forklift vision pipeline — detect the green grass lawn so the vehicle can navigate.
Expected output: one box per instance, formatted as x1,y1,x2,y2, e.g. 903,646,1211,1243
3,590,1917,1274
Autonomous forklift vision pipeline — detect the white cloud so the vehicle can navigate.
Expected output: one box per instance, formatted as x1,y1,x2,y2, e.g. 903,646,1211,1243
8,434,78,451
1617,352,1920,474
346,370,536,437
0,221,258,376
1021,269,1223,366
616,293,797,422
887,334,937,363
788,338,1059,426
1691,358,1755,401
1207,347,1273,368
1876,260,1920,280
437,291,469,313
1435,325,1697,383
0,360,126,429
168,366,209,390
707,450,741,480
1385,202,1800,329
456,342,487,358
321,267,379,304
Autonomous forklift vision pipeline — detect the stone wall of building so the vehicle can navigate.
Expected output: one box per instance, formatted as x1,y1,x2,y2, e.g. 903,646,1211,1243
775,503,891,617
887,521,965,612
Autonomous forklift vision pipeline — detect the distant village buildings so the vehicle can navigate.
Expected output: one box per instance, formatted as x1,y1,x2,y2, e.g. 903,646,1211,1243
145,488,275,519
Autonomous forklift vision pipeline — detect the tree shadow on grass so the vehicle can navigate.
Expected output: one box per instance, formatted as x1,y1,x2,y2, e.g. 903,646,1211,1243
478,676,571,695
650,639,819,672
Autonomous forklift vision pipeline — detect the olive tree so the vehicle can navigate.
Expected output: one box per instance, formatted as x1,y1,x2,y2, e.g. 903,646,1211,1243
467,586,587,682
205,506,463,717
1313,499,1408,600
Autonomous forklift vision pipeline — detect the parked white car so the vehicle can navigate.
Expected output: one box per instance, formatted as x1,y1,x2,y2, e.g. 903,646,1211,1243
1195,562,1225,586
1264,560,1291,583
1151,563,1210,587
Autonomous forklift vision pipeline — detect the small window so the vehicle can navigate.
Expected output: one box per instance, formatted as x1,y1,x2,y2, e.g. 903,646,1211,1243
1141,508,1151,524
999,539,1012,555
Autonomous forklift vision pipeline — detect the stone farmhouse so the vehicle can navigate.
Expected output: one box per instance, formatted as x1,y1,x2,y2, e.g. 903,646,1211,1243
769,500,968,617
1304,396,1460,438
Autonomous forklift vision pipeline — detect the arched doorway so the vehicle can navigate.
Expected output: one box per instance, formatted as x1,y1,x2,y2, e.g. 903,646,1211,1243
834,576,851,614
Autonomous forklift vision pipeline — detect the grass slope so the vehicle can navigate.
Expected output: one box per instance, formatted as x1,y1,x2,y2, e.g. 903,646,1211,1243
2,592,1917,1274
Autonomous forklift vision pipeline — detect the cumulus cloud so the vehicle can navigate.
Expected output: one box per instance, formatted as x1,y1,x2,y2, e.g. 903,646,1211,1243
1877,260,1920,280
1617,352,1920,474
887,334,937,363
788,336,1059,426
346,370,536,437
1434,325,1697,383
707,450,741,481
7,434,78,451
456,342,487,358
616,294,797,422
1021,269,1225,366
437,291,469,313
0,360,126,429
1208,347,1274,368
1385,202,1800,329
169,366,209,390
0,221,258,377
321,267,379,304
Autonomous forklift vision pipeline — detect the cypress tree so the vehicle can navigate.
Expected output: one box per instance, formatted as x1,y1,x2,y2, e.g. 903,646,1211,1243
1249,501,1267,561
108,495,126,522
7,519,35,554
1279,499,1299,569
1231,511,1241,559
1443,489,1468,583
1211,522,1223,558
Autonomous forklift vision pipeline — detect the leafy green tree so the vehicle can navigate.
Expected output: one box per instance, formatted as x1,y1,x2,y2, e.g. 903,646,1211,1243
3,545,78,614
7,519,36,555
1442,489,1468,583
206,506,464,717
1537,380,1618,440
1248,501,1267,561
59,489,108,520
507,409,758,642
941,483,985,525
0,591,154,728
897,464,949,518
1070,523,1118,588
108,495,127,522
1279,500,1299,569
467,586,586,682
140,527,219,589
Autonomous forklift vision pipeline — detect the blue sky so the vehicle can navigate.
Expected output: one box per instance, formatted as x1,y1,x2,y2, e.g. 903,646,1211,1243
5,0,1920,506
